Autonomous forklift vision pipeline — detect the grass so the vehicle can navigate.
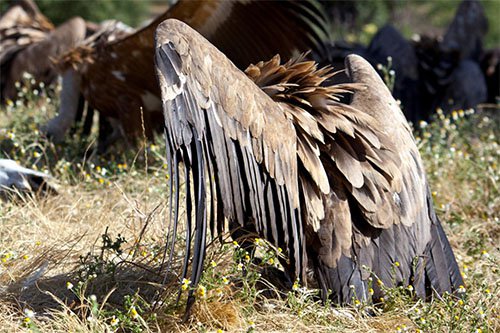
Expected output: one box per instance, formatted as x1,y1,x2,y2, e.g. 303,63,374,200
0,76,499,332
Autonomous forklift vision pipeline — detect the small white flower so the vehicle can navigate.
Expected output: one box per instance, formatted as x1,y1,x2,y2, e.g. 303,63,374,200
481,250,490,259
23,309,35,318
110,315,119,326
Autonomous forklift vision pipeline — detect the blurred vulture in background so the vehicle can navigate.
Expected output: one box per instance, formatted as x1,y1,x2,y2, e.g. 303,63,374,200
0,158,56,199
155,19,463,315
0,0,88,103
46,0,328,150
44,19,134,143
322,0,494,123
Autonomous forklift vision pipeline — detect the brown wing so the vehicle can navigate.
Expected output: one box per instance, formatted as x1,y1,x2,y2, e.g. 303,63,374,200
242,54,462,303
156,19,463,311
155,17,392,305
155,20,303,299
312,55,462,303
0,0,53,31
67,0,329,141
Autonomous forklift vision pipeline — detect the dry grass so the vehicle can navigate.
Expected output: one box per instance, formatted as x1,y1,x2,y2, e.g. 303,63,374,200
0,80,498,332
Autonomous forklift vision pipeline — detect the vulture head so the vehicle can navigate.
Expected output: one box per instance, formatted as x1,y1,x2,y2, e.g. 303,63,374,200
154,19,463,316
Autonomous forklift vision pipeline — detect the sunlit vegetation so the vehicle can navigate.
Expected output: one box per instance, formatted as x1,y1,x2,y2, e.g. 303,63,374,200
0,68,498,332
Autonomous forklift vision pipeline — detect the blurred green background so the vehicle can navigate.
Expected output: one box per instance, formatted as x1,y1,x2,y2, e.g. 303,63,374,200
1,0,498,48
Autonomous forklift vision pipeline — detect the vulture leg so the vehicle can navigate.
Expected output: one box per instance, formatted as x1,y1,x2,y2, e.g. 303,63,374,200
43,69,82,142
96,117,127,154
70,94,86,136
82,104,95,137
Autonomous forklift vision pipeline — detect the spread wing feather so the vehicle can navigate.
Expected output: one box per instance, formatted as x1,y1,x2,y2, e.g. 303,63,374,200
156,19,463,310
155,21,305,312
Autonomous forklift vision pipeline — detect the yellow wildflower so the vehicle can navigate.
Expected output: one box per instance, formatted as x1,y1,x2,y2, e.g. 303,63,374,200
196,285,206,299
129,307,139,319
363,23,378,35
181,278,191,290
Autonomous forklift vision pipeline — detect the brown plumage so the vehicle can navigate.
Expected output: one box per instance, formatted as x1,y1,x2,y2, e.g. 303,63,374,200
155,19,463,314
0,0,85,102
52,0,328,145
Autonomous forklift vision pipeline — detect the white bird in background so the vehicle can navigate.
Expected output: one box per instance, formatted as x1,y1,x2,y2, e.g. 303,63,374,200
0,158,56,197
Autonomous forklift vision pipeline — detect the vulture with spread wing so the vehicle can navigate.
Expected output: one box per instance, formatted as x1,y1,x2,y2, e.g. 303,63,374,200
155,19,463,311
47,0,328,147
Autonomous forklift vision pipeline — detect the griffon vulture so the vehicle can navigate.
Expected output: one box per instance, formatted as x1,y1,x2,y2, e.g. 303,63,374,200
321,0,490,122
154,19,463,313
0,0,87,103
47,0,328,148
